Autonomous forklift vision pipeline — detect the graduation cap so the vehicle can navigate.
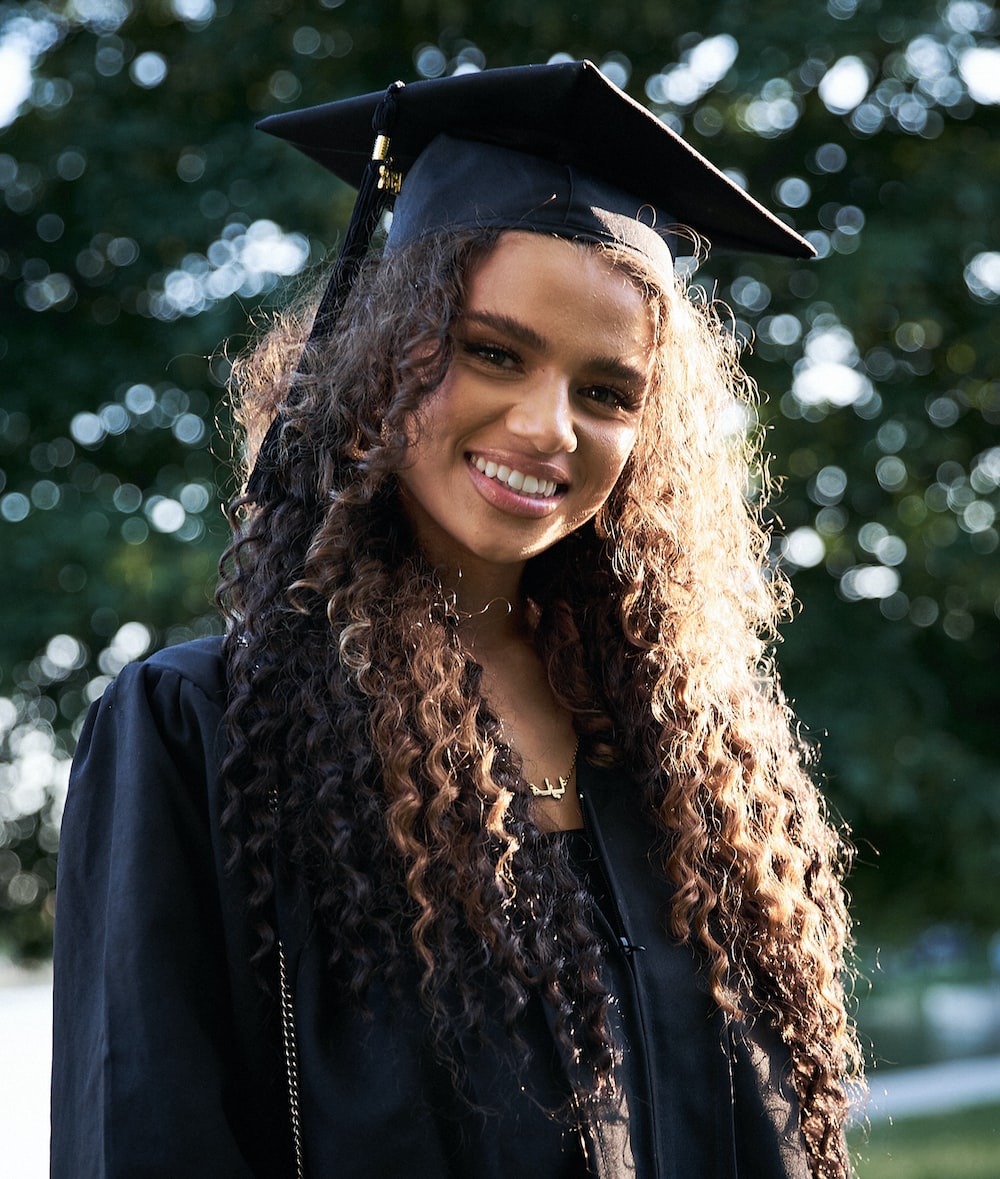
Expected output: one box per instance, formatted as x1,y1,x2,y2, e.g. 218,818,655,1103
247,61,813,499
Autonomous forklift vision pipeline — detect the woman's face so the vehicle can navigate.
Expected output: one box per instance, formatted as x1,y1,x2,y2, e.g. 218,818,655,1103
397,231,655,575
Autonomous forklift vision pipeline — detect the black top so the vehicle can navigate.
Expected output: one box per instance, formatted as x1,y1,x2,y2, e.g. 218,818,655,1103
51,637,811,1178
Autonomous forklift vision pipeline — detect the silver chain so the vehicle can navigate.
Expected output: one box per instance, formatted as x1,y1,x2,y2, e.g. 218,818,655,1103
278,940,304,1179
271,786,304,1178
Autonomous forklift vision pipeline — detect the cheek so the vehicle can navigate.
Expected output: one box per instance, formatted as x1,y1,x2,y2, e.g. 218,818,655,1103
601,427,641,488
599,434,642,519
585,438,638,527
397,385,451,460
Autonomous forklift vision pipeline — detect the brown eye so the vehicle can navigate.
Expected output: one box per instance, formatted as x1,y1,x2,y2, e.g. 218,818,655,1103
580,385,628,409
465,342,520,368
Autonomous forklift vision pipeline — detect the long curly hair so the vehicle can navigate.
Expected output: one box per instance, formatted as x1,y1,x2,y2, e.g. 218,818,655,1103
218,227,860,1176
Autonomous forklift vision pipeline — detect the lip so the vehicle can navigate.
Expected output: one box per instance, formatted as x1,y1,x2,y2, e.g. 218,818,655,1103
468,450,571,486
465,453,566,517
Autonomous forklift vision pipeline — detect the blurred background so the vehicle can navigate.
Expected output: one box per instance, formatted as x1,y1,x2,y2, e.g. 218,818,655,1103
1,0,998,1174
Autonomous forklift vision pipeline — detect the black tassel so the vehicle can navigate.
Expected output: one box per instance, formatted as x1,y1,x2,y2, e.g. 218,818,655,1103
311,80,405,339
246,81,405,503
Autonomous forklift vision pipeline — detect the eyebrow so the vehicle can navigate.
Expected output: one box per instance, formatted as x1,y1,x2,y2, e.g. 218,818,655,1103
460,309,650,389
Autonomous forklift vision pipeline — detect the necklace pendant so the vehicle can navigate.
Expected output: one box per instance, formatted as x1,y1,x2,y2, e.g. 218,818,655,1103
530,774,568,800
525,739,578,801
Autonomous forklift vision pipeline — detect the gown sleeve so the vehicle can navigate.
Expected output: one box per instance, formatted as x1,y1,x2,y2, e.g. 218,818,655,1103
50,643,294,1178
731,1016,813,1179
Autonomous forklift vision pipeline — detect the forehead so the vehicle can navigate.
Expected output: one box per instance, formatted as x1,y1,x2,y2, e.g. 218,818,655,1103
461,232,657,372
466,231,653,307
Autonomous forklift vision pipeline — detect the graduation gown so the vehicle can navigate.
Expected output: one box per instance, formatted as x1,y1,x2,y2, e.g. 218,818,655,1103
51,637,810,1178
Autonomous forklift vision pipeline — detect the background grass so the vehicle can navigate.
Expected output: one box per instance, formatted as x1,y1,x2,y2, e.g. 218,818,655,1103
850,1102,1000,1179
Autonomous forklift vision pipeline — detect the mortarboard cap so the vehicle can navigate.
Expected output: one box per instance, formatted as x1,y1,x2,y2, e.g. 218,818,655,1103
259,60,813,278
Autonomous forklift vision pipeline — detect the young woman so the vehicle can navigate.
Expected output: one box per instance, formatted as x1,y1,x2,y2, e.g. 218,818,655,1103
52,62,859,1178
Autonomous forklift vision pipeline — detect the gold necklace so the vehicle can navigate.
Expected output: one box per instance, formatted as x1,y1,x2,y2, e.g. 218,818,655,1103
527,740,579,800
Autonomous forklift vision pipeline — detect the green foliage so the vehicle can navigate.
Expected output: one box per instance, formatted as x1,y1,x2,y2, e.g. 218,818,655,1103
1,0,998,955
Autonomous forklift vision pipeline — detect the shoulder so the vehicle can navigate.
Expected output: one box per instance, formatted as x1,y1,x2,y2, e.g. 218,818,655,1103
64,637,232,861
81,635,229,774
106,634,227,718
137,634,227,706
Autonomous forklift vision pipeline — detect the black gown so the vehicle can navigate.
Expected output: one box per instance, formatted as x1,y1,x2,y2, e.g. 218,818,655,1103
51,637,810,1178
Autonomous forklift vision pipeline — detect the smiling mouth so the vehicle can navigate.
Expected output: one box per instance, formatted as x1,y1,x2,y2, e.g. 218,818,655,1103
470,455,562,498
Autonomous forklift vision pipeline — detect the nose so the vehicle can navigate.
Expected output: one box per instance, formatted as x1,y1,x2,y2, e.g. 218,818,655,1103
504,373,578,454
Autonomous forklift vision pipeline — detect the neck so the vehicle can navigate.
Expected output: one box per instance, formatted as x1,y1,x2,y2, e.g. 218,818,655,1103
434,560,530,649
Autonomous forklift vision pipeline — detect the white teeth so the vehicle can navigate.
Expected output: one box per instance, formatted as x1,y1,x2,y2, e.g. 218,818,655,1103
472,456,559,498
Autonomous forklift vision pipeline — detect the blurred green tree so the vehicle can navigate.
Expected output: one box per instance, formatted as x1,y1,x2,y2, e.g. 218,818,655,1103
1,0,998,956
